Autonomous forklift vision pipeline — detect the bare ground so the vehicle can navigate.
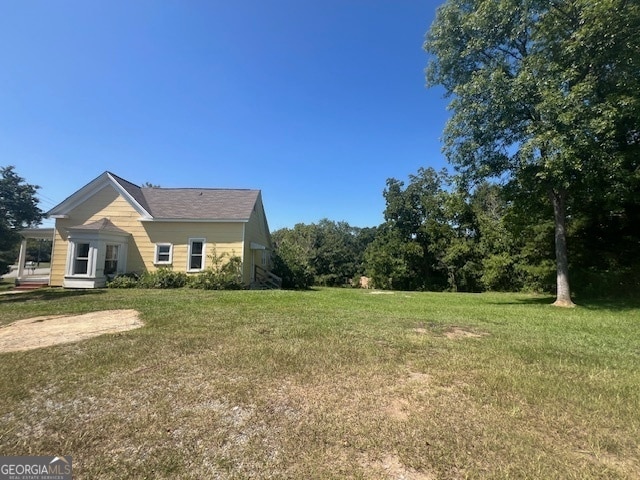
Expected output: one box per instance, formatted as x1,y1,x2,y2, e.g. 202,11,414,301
0,310,143,353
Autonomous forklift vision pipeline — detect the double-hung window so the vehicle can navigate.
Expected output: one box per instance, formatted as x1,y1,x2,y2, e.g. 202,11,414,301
155,243,173,265
188,238,205,271
73,242,91,275
104,244,119,275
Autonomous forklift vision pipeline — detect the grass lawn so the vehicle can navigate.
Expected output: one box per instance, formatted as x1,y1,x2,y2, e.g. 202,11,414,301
1,288,638,479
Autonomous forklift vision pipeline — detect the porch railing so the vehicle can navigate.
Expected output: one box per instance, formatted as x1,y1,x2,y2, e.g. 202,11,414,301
254,265,283,289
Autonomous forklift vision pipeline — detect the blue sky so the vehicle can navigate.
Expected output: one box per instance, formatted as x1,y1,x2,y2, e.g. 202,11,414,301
0,0,450,231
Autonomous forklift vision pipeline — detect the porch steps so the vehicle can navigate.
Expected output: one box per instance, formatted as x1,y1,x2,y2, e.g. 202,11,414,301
252,266,283,290
14,279,49,291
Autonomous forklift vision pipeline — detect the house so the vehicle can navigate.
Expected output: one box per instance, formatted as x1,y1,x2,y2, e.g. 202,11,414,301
47,172,277,288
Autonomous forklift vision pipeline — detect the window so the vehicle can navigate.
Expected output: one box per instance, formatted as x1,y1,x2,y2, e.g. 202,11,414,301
104,244,119,275
188,238,205,271
155,244,173,264
73,243,90,275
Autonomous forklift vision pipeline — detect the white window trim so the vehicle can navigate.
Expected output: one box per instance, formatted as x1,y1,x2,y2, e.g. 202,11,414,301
104,244,120,275
187,238,206,272
67,241,95,277
154,243,174,265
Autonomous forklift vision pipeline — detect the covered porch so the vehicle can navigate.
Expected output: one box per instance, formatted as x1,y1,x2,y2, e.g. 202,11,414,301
15,227,55,288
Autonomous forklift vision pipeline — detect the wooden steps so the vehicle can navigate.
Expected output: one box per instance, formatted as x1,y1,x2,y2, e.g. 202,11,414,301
14,278,49,291
252,266,283,290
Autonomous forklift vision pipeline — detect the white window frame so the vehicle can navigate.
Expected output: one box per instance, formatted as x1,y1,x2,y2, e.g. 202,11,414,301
154,243,173,265
104,244,120,275
71,241,92,276
187,238,206,272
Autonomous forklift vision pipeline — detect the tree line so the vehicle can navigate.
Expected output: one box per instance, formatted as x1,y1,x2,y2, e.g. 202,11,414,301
271,165,640,297
272,0,640,303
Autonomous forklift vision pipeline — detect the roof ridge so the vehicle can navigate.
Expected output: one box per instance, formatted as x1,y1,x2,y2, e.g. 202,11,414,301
142,187,259,191
107,171,141,189
106,172,152,216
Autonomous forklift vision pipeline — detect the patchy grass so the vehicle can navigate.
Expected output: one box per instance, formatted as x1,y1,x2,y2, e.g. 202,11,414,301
0,278,15,292
0,288,639,479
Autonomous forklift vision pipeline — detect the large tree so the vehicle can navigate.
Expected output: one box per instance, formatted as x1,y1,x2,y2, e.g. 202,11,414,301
0,166,44,274
424,0,640,306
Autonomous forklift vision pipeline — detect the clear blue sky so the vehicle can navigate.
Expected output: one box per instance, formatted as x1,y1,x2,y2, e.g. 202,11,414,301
0,0,450,231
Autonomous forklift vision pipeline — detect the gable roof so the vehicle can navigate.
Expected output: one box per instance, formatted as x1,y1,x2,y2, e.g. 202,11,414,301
141,187,259,220
48,172,261,222
108,172,152,215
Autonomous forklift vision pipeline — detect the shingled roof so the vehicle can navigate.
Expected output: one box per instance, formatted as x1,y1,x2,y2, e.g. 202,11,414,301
140,187,260,220
107,173,260,221
48,172,262,222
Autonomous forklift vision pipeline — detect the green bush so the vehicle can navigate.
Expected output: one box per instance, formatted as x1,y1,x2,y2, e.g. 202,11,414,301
139,267,188,289
107,273,140,289
189,249,244,290
272,241,314,289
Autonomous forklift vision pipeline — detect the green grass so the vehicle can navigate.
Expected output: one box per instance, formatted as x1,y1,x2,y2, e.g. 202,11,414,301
1,288,639,479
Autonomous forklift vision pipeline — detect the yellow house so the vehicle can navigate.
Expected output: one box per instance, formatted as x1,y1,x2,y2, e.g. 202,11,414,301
47,172,278,288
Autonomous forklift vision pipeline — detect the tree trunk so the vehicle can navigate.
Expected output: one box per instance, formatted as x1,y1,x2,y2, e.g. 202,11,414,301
549,188,576,307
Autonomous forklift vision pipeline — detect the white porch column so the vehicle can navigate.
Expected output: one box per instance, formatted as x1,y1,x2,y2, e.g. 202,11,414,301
17,237,27,279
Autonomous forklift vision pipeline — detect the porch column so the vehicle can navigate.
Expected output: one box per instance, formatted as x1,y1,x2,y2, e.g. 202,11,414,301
17,237,27,279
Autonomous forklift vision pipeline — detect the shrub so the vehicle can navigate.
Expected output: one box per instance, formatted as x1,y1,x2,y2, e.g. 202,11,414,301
139,267,188,289
189,248,243,290
107,273,140,289
272,241,314,289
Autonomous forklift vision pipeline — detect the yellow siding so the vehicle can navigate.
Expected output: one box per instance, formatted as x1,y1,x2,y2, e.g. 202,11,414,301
50,228,69,286
242,193,273,281
50,184,246,286
141,222,244,275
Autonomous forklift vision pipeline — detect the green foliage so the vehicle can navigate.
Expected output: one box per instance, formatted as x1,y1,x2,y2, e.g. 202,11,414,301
0,166,44,274
108,249,244,290
366,168,493,292
364,226,415,290
272,220,376,288
271,159,636,297
424,0,640,303
139,267,188,289
272,235,315,289
188,249,243,290
515,259,556,293
25,239,52,263
107,273,140,289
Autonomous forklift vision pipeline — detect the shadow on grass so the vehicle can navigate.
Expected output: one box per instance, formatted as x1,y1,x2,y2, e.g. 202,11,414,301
0,288,107,304
487,296,556,306
489,293,640,311
575,296,640,311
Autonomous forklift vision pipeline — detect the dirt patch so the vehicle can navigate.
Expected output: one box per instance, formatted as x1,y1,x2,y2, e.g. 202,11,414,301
443,327,488,339
384,397,411,421
412,325,489,340
0,310,143,353
363,453,436,480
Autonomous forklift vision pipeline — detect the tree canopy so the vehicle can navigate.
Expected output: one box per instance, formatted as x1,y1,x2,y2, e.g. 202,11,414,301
0,166,44,274
271,220,376,289
424,0,640,305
